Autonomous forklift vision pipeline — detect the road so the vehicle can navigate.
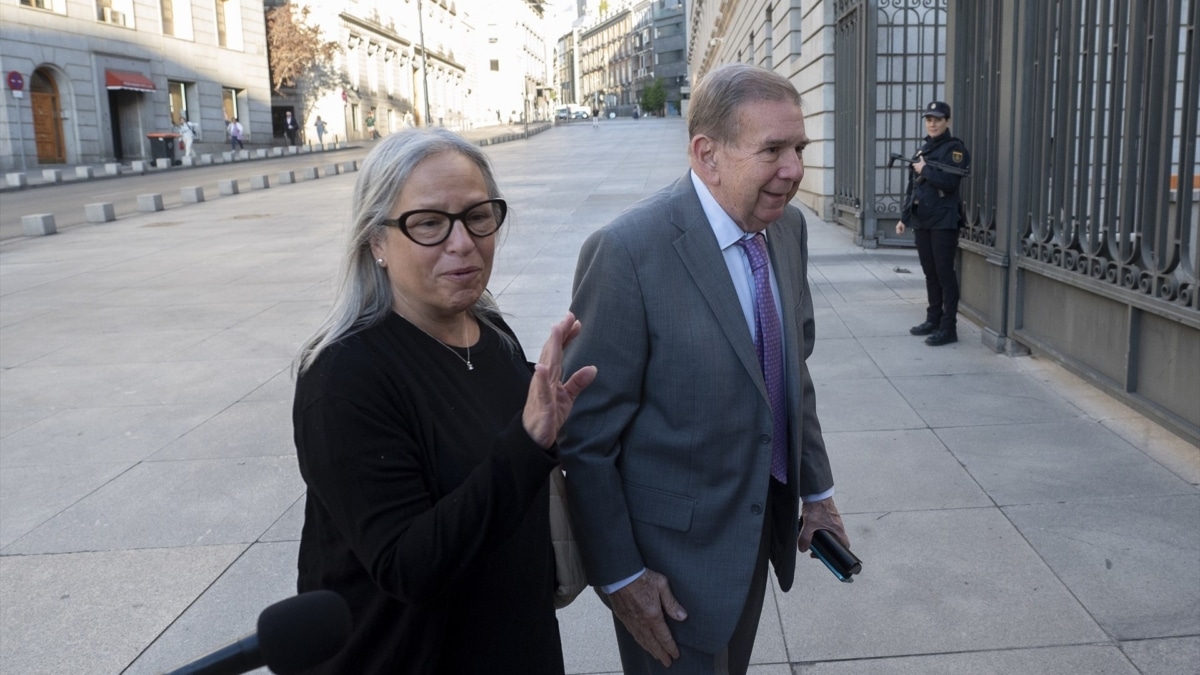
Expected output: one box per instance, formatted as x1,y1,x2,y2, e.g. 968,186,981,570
0,146,368,242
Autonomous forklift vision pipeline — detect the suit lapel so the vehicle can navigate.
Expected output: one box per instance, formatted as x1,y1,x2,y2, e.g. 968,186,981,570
668,176,769,401
766,218,807,457
766,222,803,359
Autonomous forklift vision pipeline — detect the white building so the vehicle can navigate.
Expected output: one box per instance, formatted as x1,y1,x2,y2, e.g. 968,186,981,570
279,0,552,144
0,0,273,171
471,0,551,125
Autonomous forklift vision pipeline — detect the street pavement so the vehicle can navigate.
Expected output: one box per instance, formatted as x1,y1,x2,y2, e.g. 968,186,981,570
0,123,546,241
0,118,1197,675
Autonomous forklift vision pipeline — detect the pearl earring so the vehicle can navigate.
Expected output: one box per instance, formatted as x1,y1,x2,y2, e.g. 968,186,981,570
376,258,386,268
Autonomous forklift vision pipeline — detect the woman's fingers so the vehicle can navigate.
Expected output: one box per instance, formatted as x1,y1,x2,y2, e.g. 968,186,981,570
564,365,598,398
561,317,583,348
523,313,597,448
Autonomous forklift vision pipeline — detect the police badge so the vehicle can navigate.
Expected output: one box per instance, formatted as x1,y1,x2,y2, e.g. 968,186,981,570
952,151,964,163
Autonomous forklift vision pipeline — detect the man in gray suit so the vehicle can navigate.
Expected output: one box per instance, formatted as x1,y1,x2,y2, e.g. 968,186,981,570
560,64,850,674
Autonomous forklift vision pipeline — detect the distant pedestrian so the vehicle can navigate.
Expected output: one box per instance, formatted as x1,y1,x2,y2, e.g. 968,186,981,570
228,117,245,150
591,107,599,128
896,100,972,346
284,111,300,145
314,116,327,145
177,114,198,158
366,110,380,139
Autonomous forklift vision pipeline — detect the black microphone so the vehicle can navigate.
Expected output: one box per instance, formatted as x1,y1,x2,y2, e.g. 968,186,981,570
163,590,351,675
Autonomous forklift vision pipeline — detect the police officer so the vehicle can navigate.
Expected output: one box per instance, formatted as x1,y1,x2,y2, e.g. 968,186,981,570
896,101,971,346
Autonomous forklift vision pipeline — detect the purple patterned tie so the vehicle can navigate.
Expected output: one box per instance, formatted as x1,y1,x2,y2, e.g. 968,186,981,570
738,233,789,483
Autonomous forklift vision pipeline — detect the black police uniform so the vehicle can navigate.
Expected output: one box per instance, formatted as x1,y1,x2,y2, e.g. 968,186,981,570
900,123,970,342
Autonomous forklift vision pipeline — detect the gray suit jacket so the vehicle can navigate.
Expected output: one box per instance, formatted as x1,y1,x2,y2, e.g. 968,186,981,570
560,173,833,651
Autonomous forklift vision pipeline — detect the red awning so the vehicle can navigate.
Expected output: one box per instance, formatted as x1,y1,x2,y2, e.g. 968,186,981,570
105,69,156,92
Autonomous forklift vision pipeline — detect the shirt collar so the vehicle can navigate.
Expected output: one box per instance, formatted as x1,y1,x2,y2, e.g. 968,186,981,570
689,170,761,251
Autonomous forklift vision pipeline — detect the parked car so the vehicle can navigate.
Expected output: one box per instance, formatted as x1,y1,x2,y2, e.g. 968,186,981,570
555,105,591,120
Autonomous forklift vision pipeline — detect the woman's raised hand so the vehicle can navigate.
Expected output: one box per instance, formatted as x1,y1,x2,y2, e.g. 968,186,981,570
523,312,597,448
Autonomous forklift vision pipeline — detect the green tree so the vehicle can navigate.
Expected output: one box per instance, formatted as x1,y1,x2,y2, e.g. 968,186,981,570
640,78,667,117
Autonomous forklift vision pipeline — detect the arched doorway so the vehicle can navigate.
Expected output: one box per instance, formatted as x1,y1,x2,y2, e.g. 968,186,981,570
30,68,66,164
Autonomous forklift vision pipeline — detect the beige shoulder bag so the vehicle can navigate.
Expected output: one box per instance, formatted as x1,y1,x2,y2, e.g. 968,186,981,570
549,467,587,608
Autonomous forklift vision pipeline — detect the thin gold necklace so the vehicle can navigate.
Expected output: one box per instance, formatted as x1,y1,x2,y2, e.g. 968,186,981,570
406,315,474,370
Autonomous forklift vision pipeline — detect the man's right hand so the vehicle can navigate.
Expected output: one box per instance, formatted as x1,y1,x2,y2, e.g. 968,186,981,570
896,221,906,235
608,569,688,667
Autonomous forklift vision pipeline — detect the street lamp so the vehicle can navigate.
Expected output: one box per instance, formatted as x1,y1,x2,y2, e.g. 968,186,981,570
416,0,432,127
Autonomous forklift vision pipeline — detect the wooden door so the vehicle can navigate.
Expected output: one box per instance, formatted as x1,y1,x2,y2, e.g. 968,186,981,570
30,70,65,164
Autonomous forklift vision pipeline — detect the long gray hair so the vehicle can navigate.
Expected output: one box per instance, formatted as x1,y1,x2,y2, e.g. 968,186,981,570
296,128,514,374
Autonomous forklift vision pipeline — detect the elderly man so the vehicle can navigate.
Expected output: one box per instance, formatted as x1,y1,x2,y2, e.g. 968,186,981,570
561,63,849,675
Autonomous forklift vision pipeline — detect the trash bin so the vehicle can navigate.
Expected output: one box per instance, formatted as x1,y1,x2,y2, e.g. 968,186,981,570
146,132,180,163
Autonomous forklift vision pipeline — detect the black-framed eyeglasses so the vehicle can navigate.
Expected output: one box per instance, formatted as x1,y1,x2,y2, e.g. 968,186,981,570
382,198,507,246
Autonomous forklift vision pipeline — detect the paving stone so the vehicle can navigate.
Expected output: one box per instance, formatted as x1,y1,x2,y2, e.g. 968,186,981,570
1004,495,1200,640
0,545,245,675
777,509,1108,662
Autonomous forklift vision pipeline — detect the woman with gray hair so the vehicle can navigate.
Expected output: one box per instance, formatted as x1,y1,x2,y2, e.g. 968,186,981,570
293,128,596,674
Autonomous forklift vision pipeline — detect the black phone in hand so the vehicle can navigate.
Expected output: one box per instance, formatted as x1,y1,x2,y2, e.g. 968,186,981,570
800,519,862,583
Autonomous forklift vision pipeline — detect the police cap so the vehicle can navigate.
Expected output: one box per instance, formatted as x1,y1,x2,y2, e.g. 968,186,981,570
923,101,951,119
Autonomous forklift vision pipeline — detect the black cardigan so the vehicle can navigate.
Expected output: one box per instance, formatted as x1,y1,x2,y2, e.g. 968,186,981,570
293,312,564,674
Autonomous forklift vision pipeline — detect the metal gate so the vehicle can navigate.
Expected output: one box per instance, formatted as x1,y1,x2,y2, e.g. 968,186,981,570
834,0,948,247
964,0,1198,442
835,0,1198,442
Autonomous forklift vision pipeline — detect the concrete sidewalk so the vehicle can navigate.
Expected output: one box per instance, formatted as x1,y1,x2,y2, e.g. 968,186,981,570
0,117,1196,674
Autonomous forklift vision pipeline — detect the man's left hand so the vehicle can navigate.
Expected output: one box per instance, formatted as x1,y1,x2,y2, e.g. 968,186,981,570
798,498,849,553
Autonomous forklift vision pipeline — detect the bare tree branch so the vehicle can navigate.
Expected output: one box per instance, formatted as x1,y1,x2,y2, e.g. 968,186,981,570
266,5,341,94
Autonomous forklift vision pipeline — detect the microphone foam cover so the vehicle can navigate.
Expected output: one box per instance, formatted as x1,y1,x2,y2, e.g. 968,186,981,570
256,590,352,675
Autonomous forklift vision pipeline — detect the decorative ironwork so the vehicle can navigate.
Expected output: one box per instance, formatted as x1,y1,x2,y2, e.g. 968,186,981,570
833,1,865,231
871,0,948,233
1012,0,1198,312
955,1,1000,250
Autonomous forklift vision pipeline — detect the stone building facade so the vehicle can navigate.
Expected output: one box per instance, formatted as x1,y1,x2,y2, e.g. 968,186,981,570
0,0,272,171
272,0,550,145
561,0,687,118
688,0,834,218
